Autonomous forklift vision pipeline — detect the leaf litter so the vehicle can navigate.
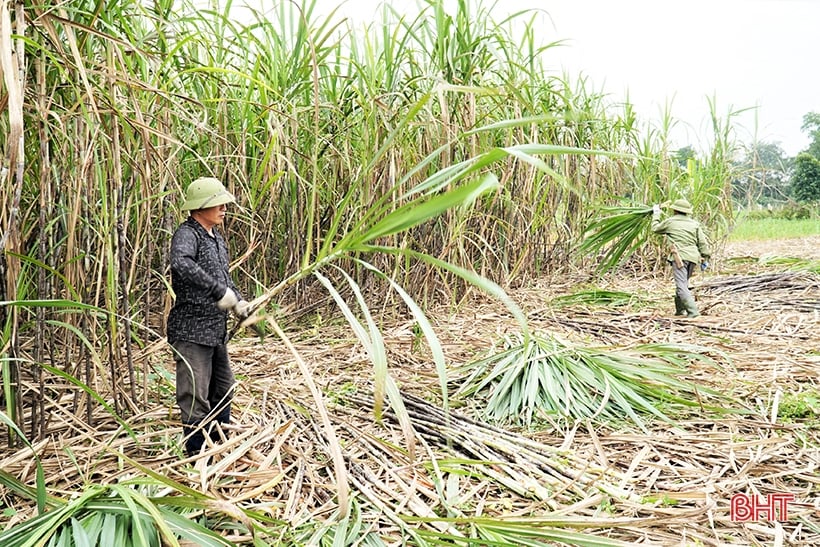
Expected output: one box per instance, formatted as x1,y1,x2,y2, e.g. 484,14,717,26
0,237,818,546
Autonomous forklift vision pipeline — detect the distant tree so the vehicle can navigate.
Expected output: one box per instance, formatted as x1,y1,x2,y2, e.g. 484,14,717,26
732,142,791,207
801,112,820,159
791,152,820,202
790,113,820,202
672,146,697,168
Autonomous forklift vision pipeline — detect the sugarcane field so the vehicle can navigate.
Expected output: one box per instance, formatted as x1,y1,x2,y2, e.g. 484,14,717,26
1,1,819,546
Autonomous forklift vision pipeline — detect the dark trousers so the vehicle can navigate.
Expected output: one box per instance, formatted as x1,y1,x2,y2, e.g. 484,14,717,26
671,260,699,316
672,260,696,302
171,340,235,456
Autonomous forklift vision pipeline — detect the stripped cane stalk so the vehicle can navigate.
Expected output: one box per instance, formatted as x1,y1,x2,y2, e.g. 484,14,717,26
34,54,48,439
266,315,350,519
0,0,26,436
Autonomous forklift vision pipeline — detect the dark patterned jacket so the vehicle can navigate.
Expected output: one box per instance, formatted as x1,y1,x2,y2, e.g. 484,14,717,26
167,216,241,345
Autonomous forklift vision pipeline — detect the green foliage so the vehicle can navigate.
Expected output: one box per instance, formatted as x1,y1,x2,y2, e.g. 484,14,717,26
801,111,820,159
550,289,645,309
327,381,358,406
791,153,820,202
642,494,680,507
752,255,820,275
295,499,394,546
740,202,818,221
729,216,820,241
778,390,820,421
575,205,655,273
0,0,743,541
577,130,736,274
0,409,49,514
672,145,697,167
411,321,424,353
732,141,792,207
454,331,736,429
0,482,234,547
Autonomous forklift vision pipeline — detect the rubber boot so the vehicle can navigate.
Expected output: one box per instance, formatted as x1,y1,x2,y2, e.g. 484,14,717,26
213,405,231,426
674,296,686,316
682,297,700,318
183,424,206,457
208,421,227,445
210,406,231,444
207,429,217,445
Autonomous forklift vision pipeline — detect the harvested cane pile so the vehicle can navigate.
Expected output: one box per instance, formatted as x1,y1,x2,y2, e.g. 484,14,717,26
1,238,819,546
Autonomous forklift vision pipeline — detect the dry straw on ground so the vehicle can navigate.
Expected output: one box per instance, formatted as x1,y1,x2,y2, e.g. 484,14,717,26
1,237,818,546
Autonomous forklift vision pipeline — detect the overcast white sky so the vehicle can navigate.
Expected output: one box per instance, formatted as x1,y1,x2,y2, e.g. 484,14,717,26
526,0,819,156
228,0,820,156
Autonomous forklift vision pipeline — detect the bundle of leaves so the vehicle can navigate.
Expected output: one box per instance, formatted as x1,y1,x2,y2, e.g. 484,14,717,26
576,205,655,273
549,289,645,309
758,256,820,274
454,331,736,429
0,479,232,547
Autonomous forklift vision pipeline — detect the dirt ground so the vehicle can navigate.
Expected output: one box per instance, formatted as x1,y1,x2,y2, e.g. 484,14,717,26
0,236,817,546
221,234,820,545
722,235,820,261
412,235,820,546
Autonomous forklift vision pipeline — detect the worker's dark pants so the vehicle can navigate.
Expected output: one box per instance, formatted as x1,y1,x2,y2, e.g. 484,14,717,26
171,340,235,456
672,260,696,301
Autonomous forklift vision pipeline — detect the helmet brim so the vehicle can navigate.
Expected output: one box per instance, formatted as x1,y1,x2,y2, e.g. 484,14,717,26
180,190,236,211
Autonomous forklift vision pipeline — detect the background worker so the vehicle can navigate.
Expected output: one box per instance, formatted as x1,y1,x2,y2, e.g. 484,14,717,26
167,177,251,457
651,198,711,318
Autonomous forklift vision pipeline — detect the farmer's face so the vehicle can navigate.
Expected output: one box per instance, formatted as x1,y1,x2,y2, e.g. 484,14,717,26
193,204,227,231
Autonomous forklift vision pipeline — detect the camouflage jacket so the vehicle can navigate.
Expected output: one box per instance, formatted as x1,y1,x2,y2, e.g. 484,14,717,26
651,213,711,265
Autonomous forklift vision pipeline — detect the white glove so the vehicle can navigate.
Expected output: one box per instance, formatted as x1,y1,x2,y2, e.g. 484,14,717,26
216,288,239,310
233,300,252,319
652,204,661,217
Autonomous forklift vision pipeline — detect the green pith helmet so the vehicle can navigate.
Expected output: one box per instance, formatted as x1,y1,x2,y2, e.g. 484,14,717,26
670,198,693,214
180,177,235,211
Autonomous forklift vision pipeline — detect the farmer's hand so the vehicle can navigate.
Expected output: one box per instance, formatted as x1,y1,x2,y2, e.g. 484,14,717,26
700,260,709,271
652,204,661,218
233,300,253,319
217,288,239,310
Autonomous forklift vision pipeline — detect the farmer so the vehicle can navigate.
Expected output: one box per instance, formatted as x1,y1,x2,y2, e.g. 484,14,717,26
651,198,711,317
167,177,251,457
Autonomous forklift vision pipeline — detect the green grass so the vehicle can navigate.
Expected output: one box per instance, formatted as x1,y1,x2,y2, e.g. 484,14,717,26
728,218,820,241
778,389,820,422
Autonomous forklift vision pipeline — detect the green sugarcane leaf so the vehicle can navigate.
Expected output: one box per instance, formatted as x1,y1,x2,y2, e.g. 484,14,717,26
333,265,389,420
456,331,736,427
70,517,92,547
99,513,117,546
355,259,450,414
358,173,499,244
